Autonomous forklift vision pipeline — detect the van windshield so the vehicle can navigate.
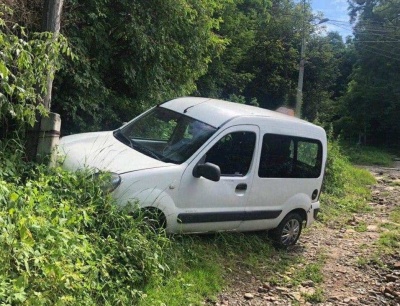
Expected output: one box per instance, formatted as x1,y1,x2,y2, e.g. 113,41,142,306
114,107,217,164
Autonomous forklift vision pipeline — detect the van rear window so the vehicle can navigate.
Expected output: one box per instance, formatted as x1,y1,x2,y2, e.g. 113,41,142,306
258,134,322,178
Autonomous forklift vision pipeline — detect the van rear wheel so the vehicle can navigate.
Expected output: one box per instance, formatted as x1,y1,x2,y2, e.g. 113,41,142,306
269,213,303,248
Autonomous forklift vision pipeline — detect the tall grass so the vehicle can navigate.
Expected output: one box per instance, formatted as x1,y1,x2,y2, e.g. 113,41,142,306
320,140,376,223
340,142,395,167
0,140,171,305
0,138,380,305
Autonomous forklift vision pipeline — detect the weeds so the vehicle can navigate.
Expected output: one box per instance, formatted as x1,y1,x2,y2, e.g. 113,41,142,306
0,141,171,305
375,208,400,256
0,138,384,305
341,142,395,167
319,140,375,226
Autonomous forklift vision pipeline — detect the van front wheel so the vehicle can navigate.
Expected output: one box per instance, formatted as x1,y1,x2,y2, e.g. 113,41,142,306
269,213,303,247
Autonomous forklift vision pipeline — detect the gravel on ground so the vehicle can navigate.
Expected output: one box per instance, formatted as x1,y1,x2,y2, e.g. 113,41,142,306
210,162,400,306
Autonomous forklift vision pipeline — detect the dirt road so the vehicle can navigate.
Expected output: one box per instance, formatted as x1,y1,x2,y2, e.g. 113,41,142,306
212,164,400,306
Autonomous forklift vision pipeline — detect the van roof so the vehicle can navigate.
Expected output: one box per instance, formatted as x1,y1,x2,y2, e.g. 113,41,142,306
161,97,310,128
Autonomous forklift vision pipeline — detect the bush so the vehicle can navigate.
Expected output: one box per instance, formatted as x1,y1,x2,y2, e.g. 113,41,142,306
320,139,376,223
323,140,350,196
0,141,170,305
0,5,70,135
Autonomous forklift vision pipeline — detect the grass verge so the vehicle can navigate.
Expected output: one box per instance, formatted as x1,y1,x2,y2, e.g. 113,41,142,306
0,139,381,305
377,207,400,256
340,142,395,167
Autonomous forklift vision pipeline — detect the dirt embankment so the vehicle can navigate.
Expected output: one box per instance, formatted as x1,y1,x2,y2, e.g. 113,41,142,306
212,163,400,306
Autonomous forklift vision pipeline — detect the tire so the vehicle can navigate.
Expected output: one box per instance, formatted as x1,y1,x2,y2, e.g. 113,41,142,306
142,208,167,232
269,213,303,248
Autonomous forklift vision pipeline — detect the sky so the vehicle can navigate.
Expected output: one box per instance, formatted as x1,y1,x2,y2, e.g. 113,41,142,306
311,0,354,38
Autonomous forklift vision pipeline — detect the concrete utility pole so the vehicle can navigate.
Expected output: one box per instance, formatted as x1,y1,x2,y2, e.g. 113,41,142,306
42,0,64,110
295,0,307,118
295,0,329,118
295,34,306,118
26,0,64,163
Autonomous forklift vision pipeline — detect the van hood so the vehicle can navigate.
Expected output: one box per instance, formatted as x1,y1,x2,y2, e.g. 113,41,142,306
59,131,171,173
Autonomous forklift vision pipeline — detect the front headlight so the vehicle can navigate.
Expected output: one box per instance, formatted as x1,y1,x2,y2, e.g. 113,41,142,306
93,172,121,193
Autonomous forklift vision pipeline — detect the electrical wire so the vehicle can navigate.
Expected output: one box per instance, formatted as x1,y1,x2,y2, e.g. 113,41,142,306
358,44,400,62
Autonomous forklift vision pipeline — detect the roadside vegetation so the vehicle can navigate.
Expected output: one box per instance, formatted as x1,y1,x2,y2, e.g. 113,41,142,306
0,136,383,305
0,140,172,304
1,0,399,305
341,142,395,167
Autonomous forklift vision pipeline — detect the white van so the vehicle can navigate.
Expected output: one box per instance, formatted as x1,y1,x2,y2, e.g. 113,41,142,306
60,97,327,247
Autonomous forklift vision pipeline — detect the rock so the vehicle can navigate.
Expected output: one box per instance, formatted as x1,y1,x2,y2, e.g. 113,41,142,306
367,225,379,232
244,293,254,300
262,282,272,290
383,286,398,297
258,286,269,293
393,262,400,269
291,292,302,301
386,274,398,282
384,292,395,299
301,280,315,287
263,296,277,301
299,286,315,296
275,287,289,292
327,295,340,301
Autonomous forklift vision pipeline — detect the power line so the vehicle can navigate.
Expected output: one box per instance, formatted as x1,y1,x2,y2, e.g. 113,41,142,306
359,44,400,62
355,40,400,42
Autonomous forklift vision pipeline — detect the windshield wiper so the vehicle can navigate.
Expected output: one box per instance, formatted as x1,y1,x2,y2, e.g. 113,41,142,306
130,140,163,161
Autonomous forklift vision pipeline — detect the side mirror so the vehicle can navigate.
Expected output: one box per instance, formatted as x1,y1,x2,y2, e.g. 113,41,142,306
193,162,221,182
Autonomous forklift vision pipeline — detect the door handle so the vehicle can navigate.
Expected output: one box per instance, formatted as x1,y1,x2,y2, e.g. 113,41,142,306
235,183,247,191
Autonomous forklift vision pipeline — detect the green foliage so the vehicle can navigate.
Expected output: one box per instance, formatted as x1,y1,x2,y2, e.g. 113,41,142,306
323,140,351,196
140,235,226,306
0,138,382,305
0,140,170,305
0,5,69,134
340,143,395,167
376,207,400,256
53,0,229,134
302,33,345,121
341,0,400,146
320,139,375,224
196,0,268,99
241,0,307,110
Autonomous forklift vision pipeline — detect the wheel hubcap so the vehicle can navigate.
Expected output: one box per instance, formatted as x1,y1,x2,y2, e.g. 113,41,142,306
281,219,300,245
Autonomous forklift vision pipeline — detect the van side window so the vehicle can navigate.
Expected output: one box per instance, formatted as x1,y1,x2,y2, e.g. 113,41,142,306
259,134,322,178
205,131,256,176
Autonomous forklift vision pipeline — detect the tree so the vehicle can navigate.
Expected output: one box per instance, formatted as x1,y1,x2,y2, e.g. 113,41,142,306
341,0,400,145
0,4,67,140
51,0,228,134
301,32,350,122
242,0,311,110
196,0,269,100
